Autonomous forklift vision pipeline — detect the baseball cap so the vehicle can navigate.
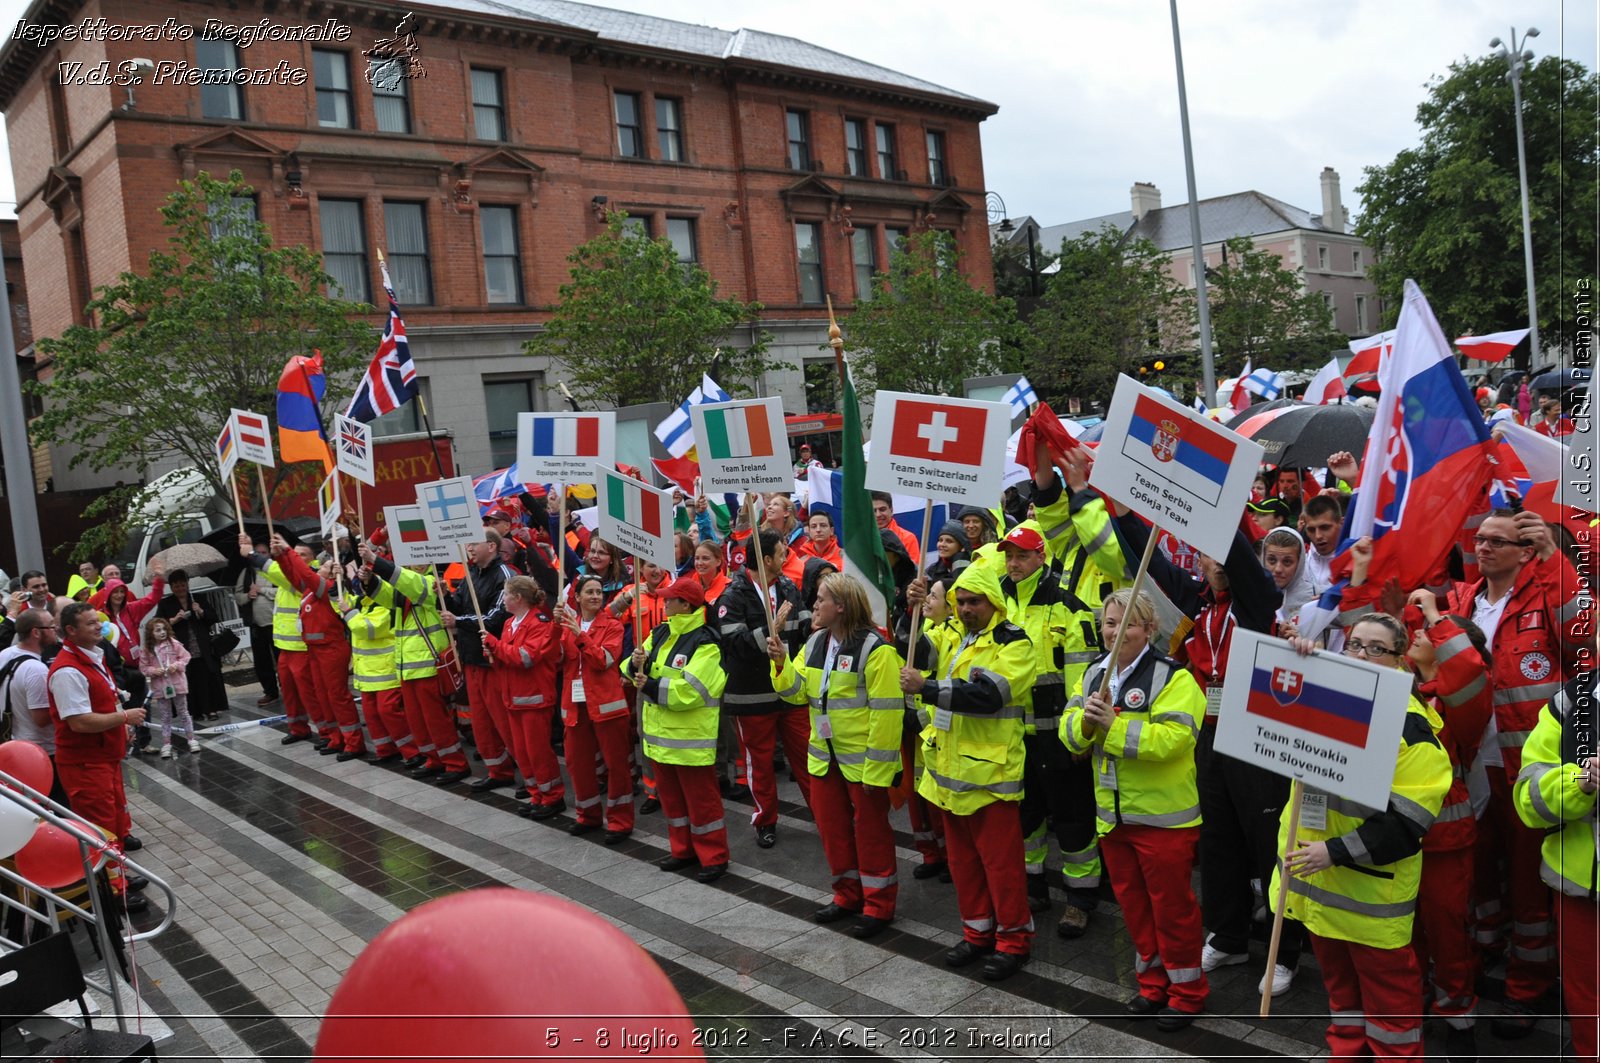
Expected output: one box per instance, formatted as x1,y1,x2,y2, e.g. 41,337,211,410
484,507,512,523
1247,497,1292,519
659,575,706,609
999,526,1045,553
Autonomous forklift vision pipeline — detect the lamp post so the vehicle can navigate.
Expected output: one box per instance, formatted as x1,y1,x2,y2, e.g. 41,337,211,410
1490,27,1540,372
1170,0,1216,406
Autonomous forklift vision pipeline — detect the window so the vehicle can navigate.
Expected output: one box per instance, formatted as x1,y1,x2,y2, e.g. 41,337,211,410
1317,245,1329,270
614,91,643,157
886,227,909,259
926,130,948,185
1322,292,1336,317
795,222,823,304
313,50,354,128
844,118,868,177
1351,248,1363,273
66,226,90,326
372,378,430,438
1355,294,1368,332
786,109,811,170
876,124,898,180
480,206,523,305
196,37,243,119
384,202,432,305
208,195,260,273
471,68,505,141
851,227,876,300
485,377,540,467
46,78,70,157
620,215,650,239
371,59,410,133
656,97,684,162
319,199,369,303
666,217,697,268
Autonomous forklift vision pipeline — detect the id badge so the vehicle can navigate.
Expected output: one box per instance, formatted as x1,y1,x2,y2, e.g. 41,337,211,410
816,713,834,740
1205,685,1224,719
1299,791,1328,833
570,679,585,703
932,707,953,732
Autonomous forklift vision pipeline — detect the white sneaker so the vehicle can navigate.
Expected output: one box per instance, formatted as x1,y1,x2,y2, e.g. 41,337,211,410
189,739,202,754
142,743,161,755
1259,963,1294,996
159,744,173,759
1201,936,1250,972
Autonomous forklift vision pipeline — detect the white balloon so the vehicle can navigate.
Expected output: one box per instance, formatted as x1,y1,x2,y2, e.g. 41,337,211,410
0,801,41,859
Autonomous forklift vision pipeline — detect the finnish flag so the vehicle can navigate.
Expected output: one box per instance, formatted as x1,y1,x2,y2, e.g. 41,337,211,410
1005,376,1038,417
1243,367,1285,400
653,373,732,458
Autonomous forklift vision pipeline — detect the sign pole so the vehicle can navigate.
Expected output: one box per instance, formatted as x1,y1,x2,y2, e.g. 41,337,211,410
256,464,276,541
909,498,936,651
744,496,778,636
458,544,488,635
228,469,244,529
630,554,645,651
1260,778,1304,1018
354,478,365,544
1094,528,1161,704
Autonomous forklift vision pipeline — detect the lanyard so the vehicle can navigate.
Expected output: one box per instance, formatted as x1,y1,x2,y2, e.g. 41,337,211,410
1201,607,1233,679
64,642,117,699
944,633,979,681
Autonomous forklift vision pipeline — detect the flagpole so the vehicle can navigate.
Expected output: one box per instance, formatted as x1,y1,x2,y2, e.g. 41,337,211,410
745,496,778,636
1093,528,1161,708
1260,779,1304,1018
416,391,448,481
908,498,935,661
228,469,244,530
256,465,276,542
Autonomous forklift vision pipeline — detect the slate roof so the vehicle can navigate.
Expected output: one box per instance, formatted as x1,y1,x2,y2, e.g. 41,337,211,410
1007,191,1344,256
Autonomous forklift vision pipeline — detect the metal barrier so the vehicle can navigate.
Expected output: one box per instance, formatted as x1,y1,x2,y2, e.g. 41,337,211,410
0,768,177,1035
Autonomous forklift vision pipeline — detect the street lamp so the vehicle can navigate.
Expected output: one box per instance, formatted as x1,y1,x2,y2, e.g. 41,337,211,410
1490,27,1540,371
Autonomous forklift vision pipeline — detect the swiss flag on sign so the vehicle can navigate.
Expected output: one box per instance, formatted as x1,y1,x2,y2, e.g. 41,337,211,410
887,399,988,466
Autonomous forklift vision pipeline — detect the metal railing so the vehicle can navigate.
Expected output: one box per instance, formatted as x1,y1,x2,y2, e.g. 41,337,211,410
0,768,177,1035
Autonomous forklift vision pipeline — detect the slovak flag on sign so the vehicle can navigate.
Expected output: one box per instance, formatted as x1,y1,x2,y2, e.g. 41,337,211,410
1246,662,1374,748
865,391,1011,508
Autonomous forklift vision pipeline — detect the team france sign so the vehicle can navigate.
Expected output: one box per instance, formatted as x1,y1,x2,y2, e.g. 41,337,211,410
517,411,616,483
865,391,1011,508
594,464,675,571
1214,629,1411,808
1089,375,1263,559
689,397,791,494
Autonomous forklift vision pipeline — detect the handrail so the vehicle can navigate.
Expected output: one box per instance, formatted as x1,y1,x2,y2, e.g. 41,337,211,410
0,767,179,1034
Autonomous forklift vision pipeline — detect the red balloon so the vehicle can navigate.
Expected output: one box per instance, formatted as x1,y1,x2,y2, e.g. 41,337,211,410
0,740,52,796
13,824,97,888
315,889,703,1063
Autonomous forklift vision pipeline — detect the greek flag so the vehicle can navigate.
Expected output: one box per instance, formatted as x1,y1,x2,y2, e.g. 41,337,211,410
1243,367,1285,400
1004,376,1038,417
654,373,731,458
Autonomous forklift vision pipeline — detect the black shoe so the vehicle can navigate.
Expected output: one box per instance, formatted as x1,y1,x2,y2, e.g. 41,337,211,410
657,854,695,872
603,830,632,846
335,749,364,762
514,803,536,818
401,755,426,770
120,835,143,852
696,863,727,883
981,951,1028,981
944,940,993,968
726,784,751,801
318,742,342,756
1125,993,1166,1018
1027,892,1051,913
281,732,312,746
528,799,567,820
1155,1007,1197,1032
122,893,149,915
813,902,860,924
639,798,661,815
368,752,401,764
469,777,512,794
938,866,953,883
912,861,947,880
568,820,600,836
755,825,776,848
125,876,149,893
1490,1000,1538,1040
434,770,471,786
410,763,443,779
1443,1025,1477,1063
851,916,893,940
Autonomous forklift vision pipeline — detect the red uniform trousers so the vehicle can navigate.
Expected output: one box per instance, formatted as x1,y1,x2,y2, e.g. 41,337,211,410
359,689,412,758
505,705,565,806
307,641,363,752
655,762,728,867
1479,769,1557,1002
942,799,1034,957
810,762,897,919
465,666,516,782
902,734,946,866
399,677,466,772
1311,933,1425,1058
1472,794,1510,952
733,708,813,828
57,760,131,842
1101,823,1208,1013
278,648,316,738
566,712,632,830
1557,891,1599,1063
1412,846,1478,1028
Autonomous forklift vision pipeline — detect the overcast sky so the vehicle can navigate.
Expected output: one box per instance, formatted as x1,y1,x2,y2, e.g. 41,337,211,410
0,0,1593,226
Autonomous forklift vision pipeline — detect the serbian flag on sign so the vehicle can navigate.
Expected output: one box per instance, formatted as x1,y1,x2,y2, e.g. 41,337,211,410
527,414,603,459
277,351,333,470
1124,393,1237,506
1246,662,1374,748
701,403,776,460
1455,328,1530,363
888,398,988,465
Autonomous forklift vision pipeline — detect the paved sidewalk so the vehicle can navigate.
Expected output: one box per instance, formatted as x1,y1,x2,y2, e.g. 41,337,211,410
97,683,1565,1062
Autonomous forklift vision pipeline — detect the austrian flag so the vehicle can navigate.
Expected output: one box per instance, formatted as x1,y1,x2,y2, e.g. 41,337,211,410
230,408,275,467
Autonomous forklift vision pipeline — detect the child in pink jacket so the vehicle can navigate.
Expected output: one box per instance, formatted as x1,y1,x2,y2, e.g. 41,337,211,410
140,617,200,757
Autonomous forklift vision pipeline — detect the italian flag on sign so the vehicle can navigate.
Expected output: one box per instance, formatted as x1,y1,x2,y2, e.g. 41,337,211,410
606,472,663,536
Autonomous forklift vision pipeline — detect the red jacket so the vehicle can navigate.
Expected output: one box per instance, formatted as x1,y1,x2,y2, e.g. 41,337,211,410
559,612,628,724
93,577,165,657
484,610,558,712
48,642,125,765
277,548,348,649
1416,617,1493,852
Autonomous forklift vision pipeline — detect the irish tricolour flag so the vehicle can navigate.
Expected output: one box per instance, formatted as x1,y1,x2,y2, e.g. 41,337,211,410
701,403,776,460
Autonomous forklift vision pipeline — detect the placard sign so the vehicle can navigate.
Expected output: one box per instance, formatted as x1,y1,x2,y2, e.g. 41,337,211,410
334,413,376,487
384,504,455,566
1215,628,1412,809
595,465,675,571
689,397,791,494
865,391,1010,509
231,407,275,467
1089,375,1263,559
414,475,483,545
517,411,616,484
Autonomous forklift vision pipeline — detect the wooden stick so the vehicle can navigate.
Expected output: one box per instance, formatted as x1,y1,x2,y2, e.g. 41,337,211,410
1261,779,1304,1018
908,499,936,652
1094,528,1161,701
354,479,365,543
459,543,487,634
630,555,645,652
228,469,244,529
745,496,778,636
256,464,276,542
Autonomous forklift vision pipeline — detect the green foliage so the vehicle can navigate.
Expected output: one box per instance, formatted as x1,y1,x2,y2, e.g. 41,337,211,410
28,170,373,562
991,231,1058,303
1356,55,1597,348
1206,236,1347,371
529,214,775,408
844,230,1022,396
1027,226,1193,411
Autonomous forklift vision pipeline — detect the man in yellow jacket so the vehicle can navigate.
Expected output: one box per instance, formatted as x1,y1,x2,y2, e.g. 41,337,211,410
900,563,1036,981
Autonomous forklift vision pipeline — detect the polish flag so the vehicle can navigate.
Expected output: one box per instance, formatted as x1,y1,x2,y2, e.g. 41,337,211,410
1228,360,1254,413
1455,329,1530,363
1303,358,1348,405
1344,331,1393,389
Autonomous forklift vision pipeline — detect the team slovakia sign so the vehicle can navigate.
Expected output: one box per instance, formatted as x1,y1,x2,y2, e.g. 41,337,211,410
689,397,790,494
414,475,483,545
517,411,615,483
1215,628,1411,808
1090,375,1263,559
333,413,376,487
866,391,1010,508
595,465,675,571
384,504,454,566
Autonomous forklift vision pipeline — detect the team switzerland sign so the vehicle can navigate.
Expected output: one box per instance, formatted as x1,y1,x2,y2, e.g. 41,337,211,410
865,392,1010,508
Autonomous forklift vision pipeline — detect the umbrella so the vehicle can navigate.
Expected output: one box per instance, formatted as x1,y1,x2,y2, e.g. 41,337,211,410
1236,403,1375,468
1528,367,1590,394
1224,397,1300,430
149,542,229,579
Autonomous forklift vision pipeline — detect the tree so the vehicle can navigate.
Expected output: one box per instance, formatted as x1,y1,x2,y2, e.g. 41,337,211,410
1206,236,1346,372
1027,226,1193,411
991,230,1058,305
844,230,1022,397
1356,55,1597,358
28,170,373,560
528,214,775,409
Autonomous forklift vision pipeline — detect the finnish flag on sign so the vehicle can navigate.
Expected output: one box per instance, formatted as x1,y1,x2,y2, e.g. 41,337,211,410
414,475,482,545
865,391,1011,508
1005,376,1038,417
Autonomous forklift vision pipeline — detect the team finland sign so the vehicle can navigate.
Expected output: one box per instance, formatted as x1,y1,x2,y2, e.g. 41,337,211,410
865,392,1010,508
517,412,616,483
413,475,482,545
689,397,791,494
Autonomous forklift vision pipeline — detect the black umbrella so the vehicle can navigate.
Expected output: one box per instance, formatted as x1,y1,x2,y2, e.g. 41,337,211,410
1237,404,1375,469
1529,367,1591,394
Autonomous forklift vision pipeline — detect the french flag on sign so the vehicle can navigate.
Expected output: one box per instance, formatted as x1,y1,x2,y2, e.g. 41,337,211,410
889,399,988,466
529,414,602,458
1245,661,1374,748
1123,393,1236,506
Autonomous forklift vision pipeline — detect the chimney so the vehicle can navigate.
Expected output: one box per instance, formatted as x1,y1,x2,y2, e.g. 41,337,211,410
1320,167,1346,233
1130,182,1161,220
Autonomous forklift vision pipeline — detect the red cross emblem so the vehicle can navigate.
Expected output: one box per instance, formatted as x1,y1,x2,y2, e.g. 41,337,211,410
1270,666,1303,706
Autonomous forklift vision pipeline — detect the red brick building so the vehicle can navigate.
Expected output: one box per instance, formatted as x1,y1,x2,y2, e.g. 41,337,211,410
0,0,997,485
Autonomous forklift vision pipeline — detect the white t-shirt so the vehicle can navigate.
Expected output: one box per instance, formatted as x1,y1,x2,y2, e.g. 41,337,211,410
0,646,53,753
47,643,112,721
1303,545,1335,592
1472,587,1513,652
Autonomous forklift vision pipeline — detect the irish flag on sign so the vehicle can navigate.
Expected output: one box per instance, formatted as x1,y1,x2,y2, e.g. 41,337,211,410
702,403,776,460
606,472,663,537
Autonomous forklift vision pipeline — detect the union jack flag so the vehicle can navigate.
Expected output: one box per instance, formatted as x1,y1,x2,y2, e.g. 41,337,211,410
339,420,369,463
345,261,418,423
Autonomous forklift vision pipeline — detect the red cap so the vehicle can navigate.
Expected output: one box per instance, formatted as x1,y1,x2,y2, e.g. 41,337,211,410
484,507,513,523
659,575,705,609
999,526,1045,553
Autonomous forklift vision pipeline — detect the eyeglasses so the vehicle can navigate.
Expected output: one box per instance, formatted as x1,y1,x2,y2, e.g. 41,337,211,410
1473,535,1528,550
1345,639,1398,659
